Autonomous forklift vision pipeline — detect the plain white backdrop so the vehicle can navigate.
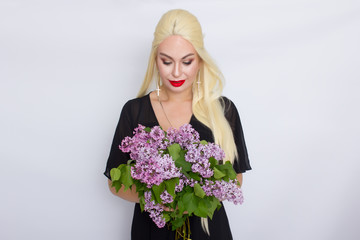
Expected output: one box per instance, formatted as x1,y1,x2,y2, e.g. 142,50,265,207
1,0,360,239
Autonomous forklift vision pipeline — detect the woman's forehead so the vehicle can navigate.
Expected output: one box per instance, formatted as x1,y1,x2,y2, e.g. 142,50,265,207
157,35,196,58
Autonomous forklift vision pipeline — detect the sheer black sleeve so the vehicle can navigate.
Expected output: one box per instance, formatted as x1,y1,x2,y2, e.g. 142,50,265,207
103,100,134,180
222,97,252,173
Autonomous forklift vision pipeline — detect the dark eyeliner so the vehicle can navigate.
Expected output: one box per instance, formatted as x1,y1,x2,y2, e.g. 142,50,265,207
162,60,172,65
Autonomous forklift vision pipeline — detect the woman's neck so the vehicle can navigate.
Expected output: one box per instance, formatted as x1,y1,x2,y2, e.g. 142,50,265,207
159,87,193,102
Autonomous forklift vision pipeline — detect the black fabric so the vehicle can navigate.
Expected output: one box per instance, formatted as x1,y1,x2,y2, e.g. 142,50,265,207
104,93,251,240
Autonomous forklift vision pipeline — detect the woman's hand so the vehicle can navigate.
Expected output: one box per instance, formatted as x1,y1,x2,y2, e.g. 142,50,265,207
108,179,140,203
162,205,188,214
236,173,243,187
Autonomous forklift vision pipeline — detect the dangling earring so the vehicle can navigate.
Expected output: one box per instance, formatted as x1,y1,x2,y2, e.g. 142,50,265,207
156,82,161,97
196,71,201,95
156,71,161,97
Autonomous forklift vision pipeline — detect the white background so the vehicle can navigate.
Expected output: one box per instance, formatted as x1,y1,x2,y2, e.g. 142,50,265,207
1,0,360,239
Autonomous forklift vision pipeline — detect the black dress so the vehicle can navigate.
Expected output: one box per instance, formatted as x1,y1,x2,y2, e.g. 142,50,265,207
104,94,251,240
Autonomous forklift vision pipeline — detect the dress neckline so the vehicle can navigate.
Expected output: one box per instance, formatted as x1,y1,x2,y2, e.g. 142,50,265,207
146,92,195,130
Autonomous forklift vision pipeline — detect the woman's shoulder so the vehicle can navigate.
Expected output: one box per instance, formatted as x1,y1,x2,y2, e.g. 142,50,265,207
123,93,150,109
219,96,237,111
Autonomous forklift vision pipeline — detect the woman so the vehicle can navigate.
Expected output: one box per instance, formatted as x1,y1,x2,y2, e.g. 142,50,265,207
104,9,251,240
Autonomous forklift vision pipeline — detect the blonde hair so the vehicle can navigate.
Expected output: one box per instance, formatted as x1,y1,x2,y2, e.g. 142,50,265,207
137,9,238,234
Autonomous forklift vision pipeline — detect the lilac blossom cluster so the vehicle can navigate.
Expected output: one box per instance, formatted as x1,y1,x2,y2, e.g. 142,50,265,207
144,191,166,228
120,125,181,188
166,124,200,148
160,190,174,204
130,153,181,188
202,179,244,205
174,175,244,205
119,124,244,228
184,142,225,178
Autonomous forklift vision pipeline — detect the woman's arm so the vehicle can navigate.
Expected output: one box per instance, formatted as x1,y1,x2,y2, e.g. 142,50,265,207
108,179,140,203
236,173,243,187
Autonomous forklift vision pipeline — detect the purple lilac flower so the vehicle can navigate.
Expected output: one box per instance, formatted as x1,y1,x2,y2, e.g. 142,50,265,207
144,191,166,228
160,190,173,204
183,176,199,188
131,154,181,188
201,179,213,196
175,124,200,148
175,178,185,192
118,123,243,228
202,179,244,205
165,127,177,145
133,124,145,134
119,136,134,153
191,156,213,178
133,125,151,142
185,144,214,178
199,143,226,161
150,126,164,141
184,144,201,163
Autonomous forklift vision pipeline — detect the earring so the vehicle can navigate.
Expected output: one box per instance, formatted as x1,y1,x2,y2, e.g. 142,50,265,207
196,71,201,95
156,83,161,97
156,71,161,97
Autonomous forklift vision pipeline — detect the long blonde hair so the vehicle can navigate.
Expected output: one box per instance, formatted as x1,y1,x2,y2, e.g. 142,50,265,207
137,10,238,233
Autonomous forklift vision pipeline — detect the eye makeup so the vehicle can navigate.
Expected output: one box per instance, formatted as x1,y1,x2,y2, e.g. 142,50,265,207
183,60,193,65
161,59,172,65
160,58,194,66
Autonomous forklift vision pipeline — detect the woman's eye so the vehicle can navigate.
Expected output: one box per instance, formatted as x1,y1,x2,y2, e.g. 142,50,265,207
162,61,172,65
183,60,193,65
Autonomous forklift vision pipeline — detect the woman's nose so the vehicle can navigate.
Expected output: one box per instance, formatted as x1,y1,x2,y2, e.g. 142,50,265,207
172,62,181,78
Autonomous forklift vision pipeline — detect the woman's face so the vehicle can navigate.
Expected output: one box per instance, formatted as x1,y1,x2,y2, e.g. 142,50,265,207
156,35,200,95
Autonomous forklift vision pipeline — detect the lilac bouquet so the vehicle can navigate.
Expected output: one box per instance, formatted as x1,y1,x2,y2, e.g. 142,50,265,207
110,124,243,239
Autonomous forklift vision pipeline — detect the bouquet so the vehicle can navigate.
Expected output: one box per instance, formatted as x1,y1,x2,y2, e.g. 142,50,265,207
110,124,243,239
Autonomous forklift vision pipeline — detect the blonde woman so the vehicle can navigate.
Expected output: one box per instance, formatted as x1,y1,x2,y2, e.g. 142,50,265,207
104,9,251,240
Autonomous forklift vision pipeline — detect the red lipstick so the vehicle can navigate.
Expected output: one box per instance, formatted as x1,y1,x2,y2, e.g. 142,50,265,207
169,80,185,87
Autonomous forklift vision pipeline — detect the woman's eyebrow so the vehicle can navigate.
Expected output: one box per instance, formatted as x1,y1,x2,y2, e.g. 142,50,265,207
159,53,195,60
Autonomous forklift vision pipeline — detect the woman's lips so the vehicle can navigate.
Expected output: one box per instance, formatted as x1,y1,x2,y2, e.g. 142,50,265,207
169,80,185,87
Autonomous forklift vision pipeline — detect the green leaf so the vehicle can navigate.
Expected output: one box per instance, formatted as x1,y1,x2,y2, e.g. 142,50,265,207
182,171,191,179
144,127,151,133
209,157,218,168
224,161,237,179
164,178,179,197
139,196,145,212
207,197,221,219
171,216,187,230
194,183,206,198
213,166,226,179
152,182,165,204
182,192,198,214
111,181,122,192
134,181,146,193
120,165,133,191
183,185,193,193
217,161,237,180
163,213,171,222
194,200,208,218
168,201,176,213
168,143,181,161
178,198,186,214
110,168,121,181
200,140,208,145
174,151,192,172
188,172,201,181
127,159,135,165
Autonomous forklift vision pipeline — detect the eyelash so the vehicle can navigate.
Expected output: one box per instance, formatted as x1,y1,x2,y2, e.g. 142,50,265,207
162,60,193,65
